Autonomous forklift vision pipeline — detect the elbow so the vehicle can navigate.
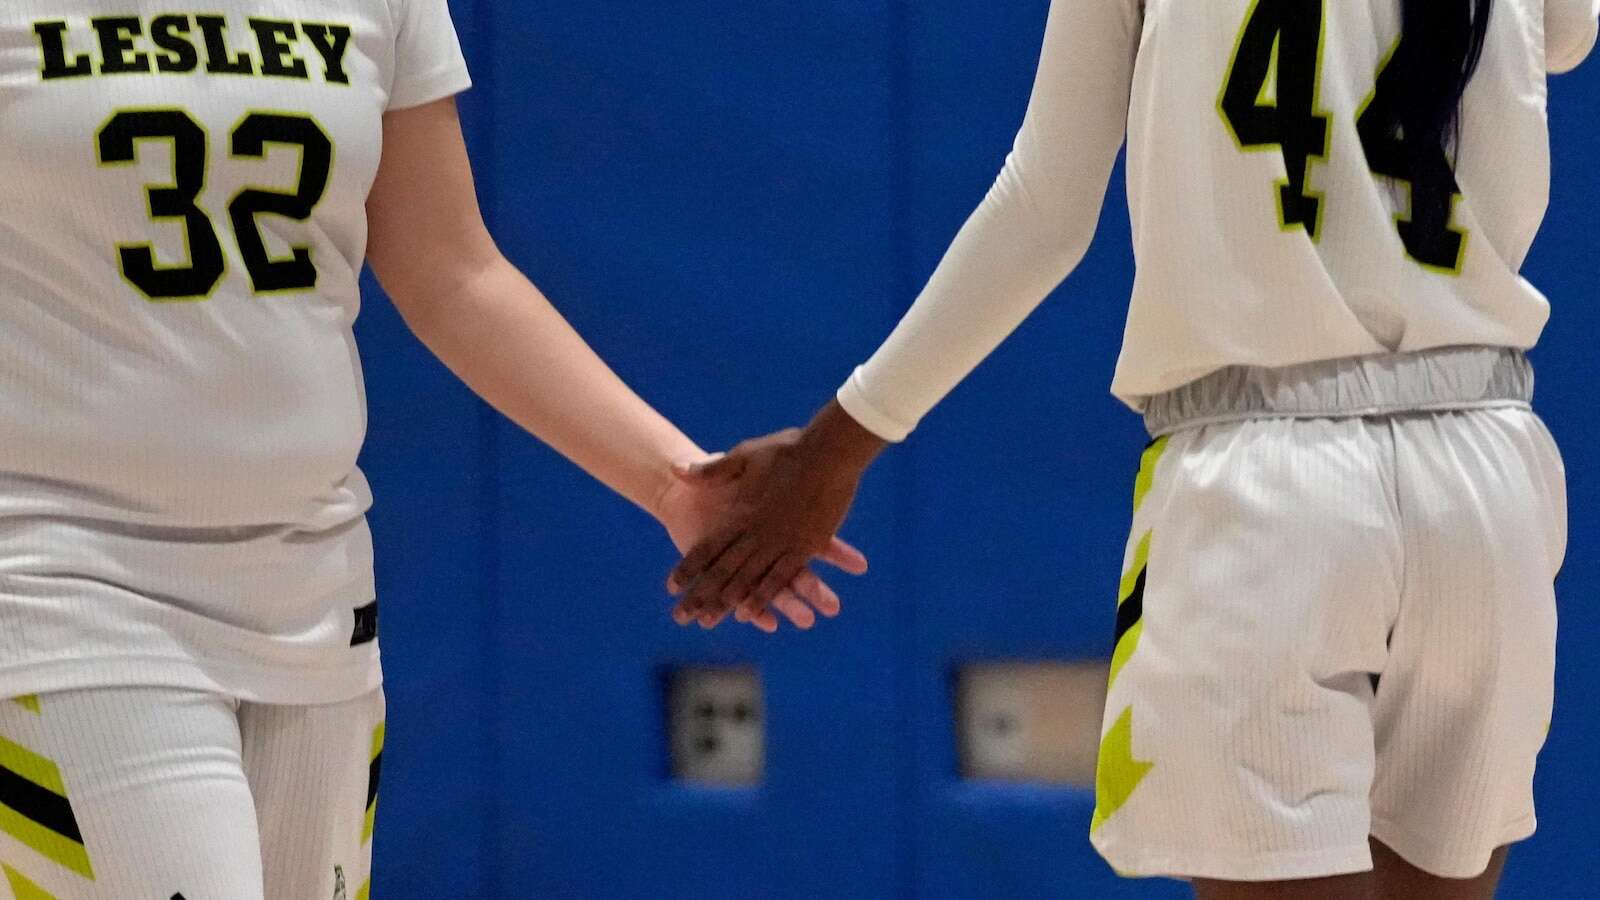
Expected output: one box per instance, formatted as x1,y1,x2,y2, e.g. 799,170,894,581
1049,218,1099,275
1015,197,1103,285
987,153,1105,276
375,241,505,332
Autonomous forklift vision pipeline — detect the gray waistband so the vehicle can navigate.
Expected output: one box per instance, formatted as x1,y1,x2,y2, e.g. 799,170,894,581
1143,346,1534,437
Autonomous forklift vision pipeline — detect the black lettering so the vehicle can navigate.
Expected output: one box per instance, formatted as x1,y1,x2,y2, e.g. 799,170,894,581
92,17,152,75
301,23,352,85
33,21,92,80
229,113,334,293
194,15,254,75
97,110,226,300
248,19,307,80
150,15,199,74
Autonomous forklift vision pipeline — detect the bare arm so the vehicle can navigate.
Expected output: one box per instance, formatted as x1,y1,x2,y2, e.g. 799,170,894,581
366,97,698,516
671,0,1142,621
365,97,866,630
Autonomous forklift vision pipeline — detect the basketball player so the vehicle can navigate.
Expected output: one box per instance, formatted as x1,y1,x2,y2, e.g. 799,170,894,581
0,2,863,898
669,0,1598,896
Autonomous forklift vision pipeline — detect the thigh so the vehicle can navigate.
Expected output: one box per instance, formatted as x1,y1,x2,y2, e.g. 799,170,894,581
1189,840,1510,899
1091,419,1401,881
240,687,384,900
1192,872,1373,900
0,688,263,899
1370,839,1508,900
1374,409,1562,878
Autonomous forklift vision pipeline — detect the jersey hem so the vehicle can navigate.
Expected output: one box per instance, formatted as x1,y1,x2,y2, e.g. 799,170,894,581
1368,812,1536,880
0,650,382,707
1090,832,1373,882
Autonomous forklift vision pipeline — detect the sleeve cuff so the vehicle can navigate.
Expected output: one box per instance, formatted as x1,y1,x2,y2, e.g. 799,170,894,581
389,66,474,111
1549,13,1600,74
836,369,915,443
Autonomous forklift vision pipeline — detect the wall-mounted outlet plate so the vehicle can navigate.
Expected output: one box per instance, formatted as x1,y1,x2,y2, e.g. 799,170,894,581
955,662,1109,786
667,666,764,786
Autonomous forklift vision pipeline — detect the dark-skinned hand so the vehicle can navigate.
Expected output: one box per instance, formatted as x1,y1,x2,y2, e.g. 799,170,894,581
656,450,867,632
669,400,887,627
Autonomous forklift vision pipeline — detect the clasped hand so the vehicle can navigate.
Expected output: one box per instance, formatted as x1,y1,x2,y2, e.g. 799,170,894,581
665,401,886,632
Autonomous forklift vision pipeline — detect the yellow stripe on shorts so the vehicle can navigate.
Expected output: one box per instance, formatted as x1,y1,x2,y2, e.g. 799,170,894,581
1109,532,1152,691
1091,438,1170,835
10,698,40,716
0,736,91,880
1091,706,1154,833
3,863,56,900
1131,436,1170,515
363,721,385,845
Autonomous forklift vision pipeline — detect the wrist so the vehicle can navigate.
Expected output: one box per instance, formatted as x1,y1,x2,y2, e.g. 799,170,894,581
797,399,888,475
644,442,705,524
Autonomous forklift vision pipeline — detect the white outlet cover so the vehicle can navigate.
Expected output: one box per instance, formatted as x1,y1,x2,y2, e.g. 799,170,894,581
668,667,764,786
955,662,1109,786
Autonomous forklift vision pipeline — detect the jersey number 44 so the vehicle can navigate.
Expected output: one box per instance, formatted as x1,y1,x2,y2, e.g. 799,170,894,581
1219,0,1469,274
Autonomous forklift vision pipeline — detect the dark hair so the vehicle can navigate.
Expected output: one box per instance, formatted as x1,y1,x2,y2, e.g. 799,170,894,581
1390,0,1494,227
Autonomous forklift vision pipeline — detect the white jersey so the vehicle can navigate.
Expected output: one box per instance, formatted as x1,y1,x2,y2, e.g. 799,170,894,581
0,2,469,701
837,0,1600,441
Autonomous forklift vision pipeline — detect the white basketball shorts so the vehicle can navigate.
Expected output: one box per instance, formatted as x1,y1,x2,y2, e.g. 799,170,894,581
1091,347,1565,882
0,686,384,899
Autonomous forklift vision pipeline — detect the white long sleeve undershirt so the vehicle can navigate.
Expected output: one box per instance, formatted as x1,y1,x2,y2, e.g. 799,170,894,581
838,0,1600,442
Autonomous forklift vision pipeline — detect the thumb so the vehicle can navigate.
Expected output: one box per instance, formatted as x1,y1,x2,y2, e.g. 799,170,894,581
673,451,745,483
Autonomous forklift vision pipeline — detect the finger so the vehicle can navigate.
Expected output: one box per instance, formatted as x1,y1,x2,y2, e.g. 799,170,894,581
689,536,760,617
790,569,842,618
668,526,743,595
818,537,869,575
673,598,718,626
738,552,807,622
697,607,731,630
771,590,817,631
681,535,758,618
718,545,785,611
749,608,779,634
751,554,806,618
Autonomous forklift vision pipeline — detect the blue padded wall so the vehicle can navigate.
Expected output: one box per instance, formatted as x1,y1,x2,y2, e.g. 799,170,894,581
479,3,904,897
354,2,1600,896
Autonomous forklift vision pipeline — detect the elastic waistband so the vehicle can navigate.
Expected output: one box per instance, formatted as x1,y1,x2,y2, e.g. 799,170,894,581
1143,346,1534,437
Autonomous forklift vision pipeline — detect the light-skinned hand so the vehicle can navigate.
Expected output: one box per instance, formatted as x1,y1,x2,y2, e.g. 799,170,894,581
668,400,887,627
655,450,867,632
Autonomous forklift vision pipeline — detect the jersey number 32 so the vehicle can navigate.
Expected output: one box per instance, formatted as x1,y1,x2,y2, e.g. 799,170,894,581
1218,0,1469,274
98,109,333,301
